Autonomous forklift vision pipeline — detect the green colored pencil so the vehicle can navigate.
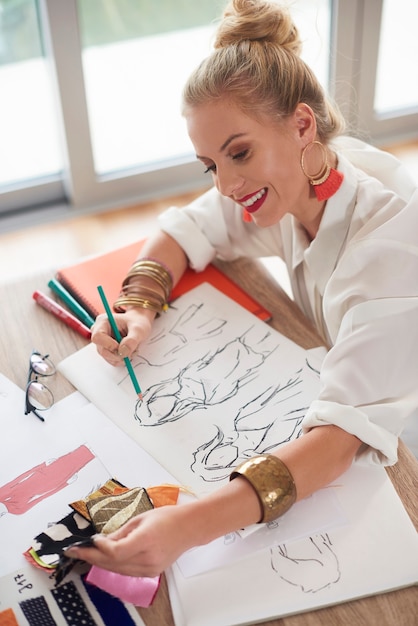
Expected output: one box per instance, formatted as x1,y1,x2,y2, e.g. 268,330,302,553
97,285,143,399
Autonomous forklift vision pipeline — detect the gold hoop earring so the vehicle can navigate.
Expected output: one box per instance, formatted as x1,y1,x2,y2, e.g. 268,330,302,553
300,141,344,201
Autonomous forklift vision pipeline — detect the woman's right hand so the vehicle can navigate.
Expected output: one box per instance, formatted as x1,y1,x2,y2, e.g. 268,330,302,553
91,307,156,366
91,231,189,366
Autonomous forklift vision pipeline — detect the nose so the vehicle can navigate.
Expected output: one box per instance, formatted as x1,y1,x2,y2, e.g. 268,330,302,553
215,167,245,198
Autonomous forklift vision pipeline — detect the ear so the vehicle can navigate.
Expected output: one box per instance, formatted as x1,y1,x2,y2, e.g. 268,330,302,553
293,103,317,144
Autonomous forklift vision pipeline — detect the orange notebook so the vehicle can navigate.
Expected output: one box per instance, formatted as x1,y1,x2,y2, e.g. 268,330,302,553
55,240,271,321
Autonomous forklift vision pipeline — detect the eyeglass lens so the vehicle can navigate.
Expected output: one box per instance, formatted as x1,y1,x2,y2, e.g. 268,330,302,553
26,351,56,416
27,380,54,410
30,352,55,376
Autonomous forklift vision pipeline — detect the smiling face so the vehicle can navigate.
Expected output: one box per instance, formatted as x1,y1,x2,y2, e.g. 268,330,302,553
185,99,325,235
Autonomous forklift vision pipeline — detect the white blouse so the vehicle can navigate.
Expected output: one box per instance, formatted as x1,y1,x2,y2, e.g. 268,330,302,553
158,137,418,465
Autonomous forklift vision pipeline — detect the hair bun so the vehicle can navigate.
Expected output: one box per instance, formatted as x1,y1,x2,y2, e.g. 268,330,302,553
214,0,302,55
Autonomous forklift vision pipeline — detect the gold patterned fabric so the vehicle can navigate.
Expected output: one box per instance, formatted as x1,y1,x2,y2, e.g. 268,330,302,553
86,487,154,534
70,478,128,521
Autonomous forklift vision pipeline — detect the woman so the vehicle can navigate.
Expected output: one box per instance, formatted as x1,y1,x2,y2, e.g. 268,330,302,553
67,0,418,577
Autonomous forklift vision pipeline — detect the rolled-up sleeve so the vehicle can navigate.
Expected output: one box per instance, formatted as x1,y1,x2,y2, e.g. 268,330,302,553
303,298,418,464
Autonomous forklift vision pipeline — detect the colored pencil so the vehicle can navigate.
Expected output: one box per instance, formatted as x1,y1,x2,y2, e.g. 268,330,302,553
97,285,143,399
33,290,91,339
48,278,95,328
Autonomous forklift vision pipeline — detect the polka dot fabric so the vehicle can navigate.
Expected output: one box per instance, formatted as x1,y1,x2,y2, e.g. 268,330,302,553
51,581,95,625
19,596,55,626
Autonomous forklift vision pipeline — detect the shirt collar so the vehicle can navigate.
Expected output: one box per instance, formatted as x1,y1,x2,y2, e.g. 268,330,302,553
291,153,358,293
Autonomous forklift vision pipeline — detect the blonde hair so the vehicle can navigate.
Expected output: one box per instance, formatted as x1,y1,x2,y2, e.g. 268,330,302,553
182,0,345,141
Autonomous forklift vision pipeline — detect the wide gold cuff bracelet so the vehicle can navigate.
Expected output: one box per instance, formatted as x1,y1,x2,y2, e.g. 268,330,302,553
230,454,297,523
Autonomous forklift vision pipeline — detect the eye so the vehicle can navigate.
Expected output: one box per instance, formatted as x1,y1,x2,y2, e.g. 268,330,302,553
231,149,249,161
204,164,216,174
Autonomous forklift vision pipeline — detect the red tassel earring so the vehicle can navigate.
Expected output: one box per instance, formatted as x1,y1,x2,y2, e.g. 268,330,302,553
301,141,343,201
242,208,252,222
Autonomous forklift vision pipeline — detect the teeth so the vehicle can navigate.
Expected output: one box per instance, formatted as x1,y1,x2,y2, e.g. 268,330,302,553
242,188,266,207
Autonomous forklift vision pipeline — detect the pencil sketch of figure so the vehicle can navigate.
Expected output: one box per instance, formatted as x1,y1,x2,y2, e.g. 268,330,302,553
191,370,309,482
134,332,317,483
126,299,320,485
0,445,95,517
270,534,341,593
143,302,229,360
135,331,276,426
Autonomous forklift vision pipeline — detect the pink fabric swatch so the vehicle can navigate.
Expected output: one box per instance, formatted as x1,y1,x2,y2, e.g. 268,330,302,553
86,566,160,607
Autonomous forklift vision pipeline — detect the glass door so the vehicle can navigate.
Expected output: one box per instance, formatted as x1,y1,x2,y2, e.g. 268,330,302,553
78,0,219,175
14,1,418,224
70,0,331,207
333,0,418,144
1,0,332,219
373,0,418,134
0,0,64,214
79,0,330,176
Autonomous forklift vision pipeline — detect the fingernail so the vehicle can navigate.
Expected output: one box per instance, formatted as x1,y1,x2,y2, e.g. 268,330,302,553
118,345,129,358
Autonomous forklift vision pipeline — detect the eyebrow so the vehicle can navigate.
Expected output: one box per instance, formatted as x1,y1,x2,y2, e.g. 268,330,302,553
220,133,246,152
196,133,247,160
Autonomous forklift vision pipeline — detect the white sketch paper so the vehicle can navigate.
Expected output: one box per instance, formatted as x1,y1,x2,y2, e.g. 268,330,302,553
176,486,347,578
59,285,351,568
59,283,324,496
56,285,418,624
167,463,418,626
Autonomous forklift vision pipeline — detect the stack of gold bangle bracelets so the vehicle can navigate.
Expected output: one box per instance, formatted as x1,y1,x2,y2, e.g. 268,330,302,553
113,259,173,314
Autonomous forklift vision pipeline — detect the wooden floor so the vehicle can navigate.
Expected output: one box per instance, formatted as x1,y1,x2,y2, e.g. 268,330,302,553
1,140,418,283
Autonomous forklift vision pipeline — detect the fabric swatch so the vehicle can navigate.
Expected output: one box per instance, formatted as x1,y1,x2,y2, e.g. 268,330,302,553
31,510,95,566
81,574,138,625
0,608,19,626
86,487,154,534
70,478,128,521
19,596,56,626
23,547,57,571
86,566,160,608
28,510,95,585
147,484,180,507
51,580,96,625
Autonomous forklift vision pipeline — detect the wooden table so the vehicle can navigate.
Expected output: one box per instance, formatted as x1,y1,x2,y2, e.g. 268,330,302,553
1,259,417,626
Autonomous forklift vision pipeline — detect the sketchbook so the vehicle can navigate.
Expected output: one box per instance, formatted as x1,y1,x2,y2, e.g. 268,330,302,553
167,462,418,626
57,284,418,625
55,239,272,321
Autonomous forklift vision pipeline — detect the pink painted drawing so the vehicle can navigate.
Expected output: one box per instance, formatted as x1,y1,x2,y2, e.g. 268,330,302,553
0,444,95,515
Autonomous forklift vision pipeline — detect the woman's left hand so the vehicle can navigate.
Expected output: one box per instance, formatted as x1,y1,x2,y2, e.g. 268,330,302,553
65,505,198,578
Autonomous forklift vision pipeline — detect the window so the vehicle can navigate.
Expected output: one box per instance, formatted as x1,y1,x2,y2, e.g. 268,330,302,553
374,0,418,115
0,0,63,214
331,0,418,143
1,0,416,224
78,0,219,175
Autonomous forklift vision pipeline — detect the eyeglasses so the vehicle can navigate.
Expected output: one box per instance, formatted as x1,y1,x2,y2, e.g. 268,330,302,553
25,350,56,422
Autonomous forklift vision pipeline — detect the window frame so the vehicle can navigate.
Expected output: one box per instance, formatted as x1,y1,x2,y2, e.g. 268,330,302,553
40,0,209,209
330,0,418,144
